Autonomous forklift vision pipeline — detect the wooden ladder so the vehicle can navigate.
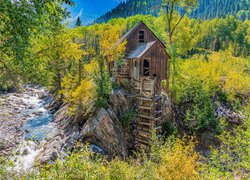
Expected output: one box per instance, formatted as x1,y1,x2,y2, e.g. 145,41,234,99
136,95,163,151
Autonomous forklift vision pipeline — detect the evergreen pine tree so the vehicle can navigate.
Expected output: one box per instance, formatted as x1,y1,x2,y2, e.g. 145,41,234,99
75,17,82,27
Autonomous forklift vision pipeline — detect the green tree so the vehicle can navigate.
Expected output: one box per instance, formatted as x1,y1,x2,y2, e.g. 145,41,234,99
162,0,199,45
94,24,126,107
161,0,198,100
31,27,85,98
0,0,74,90
75,17,82,27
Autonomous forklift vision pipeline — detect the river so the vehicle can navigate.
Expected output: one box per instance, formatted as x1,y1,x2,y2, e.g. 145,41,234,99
0,85,56,172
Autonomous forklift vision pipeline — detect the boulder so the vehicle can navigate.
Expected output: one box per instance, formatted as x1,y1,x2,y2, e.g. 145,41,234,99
22,148,29,155
109,89,129,119
80,108,127,159
38,134,64,164
161,91,175,124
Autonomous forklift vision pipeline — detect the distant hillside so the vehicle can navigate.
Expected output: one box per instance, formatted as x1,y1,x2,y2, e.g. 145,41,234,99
94,0,250,23
66,0,121,26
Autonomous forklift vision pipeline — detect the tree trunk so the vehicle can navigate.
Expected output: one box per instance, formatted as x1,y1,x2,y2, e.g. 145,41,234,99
169,33,173,46
78,59,82,85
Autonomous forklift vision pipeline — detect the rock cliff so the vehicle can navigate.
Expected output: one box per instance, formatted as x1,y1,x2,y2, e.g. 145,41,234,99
39,89,132,163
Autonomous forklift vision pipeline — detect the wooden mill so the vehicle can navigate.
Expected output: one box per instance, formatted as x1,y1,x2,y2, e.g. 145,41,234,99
113,21,170,150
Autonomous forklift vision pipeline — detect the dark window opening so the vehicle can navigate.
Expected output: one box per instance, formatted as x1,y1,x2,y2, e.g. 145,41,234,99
139,30,145,43
153,73,157,77
143,59,149,76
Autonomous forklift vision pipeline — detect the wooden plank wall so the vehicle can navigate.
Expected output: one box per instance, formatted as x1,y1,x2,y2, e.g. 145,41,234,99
141,42,169,81
125,23,157,54
124,22,169,82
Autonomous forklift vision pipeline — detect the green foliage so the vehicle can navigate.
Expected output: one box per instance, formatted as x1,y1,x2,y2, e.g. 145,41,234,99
161,0,198,46
0,156,16,179
162,121,177,138
0,0,73,90
0,2,249,179
203,121,250,179
217,89,228,103
1,3,249,91
177,52,250,101
108,14,250,57
94,57,112,108
24,137,202,180
30,27,86,98
121,110,137,128
196,16,250,56
75,17,82,27
89,23,126,108
181,81,218,133
95,0,250,24
175,52,249,134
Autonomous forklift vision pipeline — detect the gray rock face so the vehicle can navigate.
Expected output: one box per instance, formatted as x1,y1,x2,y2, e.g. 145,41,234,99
38,99,128,164
38,134,64,164
109,89,138,150
109,89,129,118
37,103,77,164
80,108,127,159
161,91,175,124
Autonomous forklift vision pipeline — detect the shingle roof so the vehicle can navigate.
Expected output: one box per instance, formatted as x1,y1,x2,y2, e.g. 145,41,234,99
128,41,157,59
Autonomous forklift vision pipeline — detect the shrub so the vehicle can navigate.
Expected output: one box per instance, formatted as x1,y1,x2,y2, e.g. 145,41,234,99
0,156,16,179
24,137,202,180
177,52,250,101
203,121,250,179
181,81,218,133
162,121,177,138
175,52,249,134
60,75,96,115
121,110,136,128
155,138,201,180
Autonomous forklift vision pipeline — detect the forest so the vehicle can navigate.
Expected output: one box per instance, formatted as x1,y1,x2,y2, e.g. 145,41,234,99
95,0,250,23
0,0,249,179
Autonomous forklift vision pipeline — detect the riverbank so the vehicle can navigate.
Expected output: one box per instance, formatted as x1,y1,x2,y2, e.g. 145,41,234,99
0,86,141,173
0,85,57,171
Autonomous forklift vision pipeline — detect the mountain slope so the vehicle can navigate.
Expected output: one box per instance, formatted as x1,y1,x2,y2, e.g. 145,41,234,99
94,0,250,23
65,0,123,26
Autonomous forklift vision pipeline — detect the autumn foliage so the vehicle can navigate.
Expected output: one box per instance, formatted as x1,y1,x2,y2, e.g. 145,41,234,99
0,1,249,179
26,137,202,179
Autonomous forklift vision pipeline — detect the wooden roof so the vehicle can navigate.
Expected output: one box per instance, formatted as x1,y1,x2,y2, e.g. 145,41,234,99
128,41,157,59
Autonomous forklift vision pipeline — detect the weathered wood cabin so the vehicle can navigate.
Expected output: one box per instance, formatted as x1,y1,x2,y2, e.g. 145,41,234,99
114,21,170,97
114,21,170,150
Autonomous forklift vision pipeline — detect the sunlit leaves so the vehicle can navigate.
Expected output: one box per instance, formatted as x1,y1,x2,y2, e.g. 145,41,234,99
156,138,200,180
26,137,202,179
178,52,250,99
95,24,126,63
0,0,73,90
69,79,96,113
204,122,250,179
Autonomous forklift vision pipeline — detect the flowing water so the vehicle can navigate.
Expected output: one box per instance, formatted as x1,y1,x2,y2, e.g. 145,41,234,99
7,86,56,172
1,85,103,173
